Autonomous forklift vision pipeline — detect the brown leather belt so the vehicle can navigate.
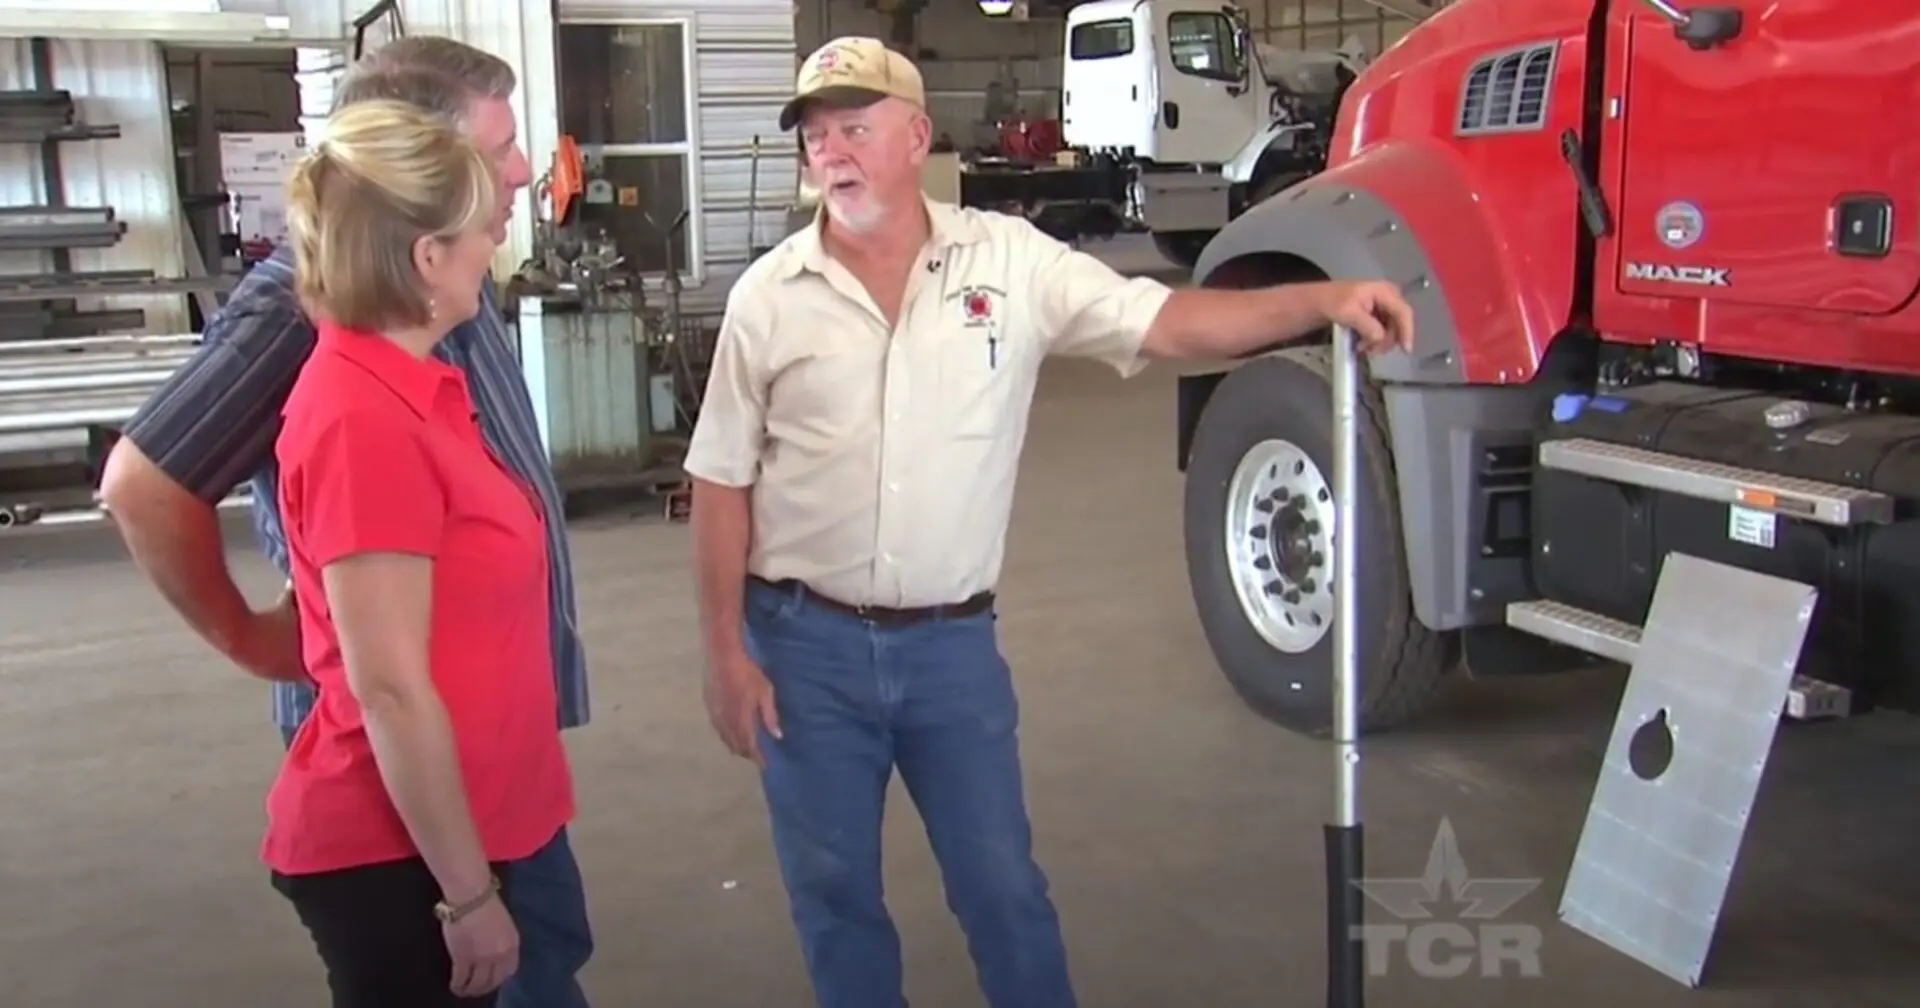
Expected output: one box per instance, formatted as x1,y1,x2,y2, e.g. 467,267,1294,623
750,576,994,626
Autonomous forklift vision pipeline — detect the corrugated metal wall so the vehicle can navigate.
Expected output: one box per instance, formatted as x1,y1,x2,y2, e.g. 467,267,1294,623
679,2,797,283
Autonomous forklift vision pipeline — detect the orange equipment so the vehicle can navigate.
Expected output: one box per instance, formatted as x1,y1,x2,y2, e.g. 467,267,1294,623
540,135,585,224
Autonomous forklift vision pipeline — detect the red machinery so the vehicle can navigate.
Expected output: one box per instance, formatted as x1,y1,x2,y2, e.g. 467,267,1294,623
996,115,1062,163
1173,0,1920,734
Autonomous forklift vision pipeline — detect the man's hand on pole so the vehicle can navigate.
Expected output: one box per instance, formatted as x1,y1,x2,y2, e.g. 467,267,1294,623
1314,280,1415,355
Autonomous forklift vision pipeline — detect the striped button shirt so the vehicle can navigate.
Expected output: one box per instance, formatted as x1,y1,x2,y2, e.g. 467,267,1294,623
119,246,590,732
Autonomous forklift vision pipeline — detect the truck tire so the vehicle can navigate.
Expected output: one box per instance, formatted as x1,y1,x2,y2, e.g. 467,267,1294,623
1152,230,1212,270
1182,348,1454,735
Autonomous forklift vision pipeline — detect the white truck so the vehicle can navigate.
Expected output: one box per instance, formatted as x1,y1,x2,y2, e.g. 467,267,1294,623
960,0,1366,266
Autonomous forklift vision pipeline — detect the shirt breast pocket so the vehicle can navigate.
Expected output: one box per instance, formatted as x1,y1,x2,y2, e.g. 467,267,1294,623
939,323,1024,440
435,442,546,584
766,326,880,447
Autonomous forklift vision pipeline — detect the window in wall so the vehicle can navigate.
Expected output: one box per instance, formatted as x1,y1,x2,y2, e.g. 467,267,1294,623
1167,12,1242,82
1069,19,1133,60
558,21,693,277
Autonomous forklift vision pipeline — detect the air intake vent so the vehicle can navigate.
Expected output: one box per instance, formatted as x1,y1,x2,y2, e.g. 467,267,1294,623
1457,42,1558,135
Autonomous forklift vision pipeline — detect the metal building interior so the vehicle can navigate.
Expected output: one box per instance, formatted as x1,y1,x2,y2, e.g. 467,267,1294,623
0,0,1439,526
5,1,1920,1006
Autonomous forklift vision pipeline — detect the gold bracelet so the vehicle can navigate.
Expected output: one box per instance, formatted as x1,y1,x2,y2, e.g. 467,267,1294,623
433,875,500,924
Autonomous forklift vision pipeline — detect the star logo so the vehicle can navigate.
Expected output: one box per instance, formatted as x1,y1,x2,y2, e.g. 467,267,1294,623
1353,818,1539,921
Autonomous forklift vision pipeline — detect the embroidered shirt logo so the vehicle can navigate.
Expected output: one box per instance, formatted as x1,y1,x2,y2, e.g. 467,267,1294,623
963,290,993,324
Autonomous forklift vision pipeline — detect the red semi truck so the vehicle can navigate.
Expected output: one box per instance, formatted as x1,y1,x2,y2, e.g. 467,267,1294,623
1176,0,1914,733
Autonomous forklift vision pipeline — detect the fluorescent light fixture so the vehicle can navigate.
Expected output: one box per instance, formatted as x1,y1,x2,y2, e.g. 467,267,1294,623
0,0,219,11
978,0,1015,14
0,8,291,42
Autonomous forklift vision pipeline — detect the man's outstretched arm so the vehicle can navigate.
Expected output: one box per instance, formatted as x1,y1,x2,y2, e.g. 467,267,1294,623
1022,226,1415,370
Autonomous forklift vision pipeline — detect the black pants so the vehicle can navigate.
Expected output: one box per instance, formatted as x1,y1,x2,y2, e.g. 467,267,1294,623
273,858,512,1008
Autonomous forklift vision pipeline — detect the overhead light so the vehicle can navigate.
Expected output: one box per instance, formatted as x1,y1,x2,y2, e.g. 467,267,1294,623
978,0,1015,14
0,8,290,42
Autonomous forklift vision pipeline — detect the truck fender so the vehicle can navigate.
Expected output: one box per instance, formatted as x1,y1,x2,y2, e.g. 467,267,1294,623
1194,171,1463,386
1222,122,1314,186
1188,147,1552,633
1195,140,1556,386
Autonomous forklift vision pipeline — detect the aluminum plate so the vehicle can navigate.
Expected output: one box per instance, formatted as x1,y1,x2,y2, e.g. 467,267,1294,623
1557,553,1817,987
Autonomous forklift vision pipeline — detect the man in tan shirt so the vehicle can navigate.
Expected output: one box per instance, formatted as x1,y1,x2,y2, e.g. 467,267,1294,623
685,37,1411,1008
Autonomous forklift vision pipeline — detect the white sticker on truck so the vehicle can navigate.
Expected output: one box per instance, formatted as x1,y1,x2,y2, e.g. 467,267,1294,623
1727,504,1777,549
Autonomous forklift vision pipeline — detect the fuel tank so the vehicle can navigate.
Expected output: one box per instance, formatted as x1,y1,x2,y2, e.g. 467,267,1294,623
1530,381,1920,711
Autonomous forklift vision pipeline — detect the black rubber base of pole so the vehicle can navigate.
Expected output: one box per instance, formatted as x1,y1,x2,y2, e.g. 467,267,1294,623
1325,823,1365,1008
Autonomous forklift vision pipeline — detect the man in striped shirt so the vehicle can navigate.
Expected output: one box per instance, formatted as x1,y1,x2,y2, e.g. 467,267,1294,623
99,37,594,1008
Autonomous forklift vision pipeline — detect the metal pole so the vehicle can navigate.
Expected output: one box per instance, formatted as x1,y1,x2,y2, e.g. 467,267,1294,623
1326,323,1365,1008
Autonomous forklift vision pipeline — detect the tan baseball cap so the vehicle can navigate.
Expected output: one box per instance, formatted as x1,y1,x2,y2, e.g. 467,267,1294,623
779,37,926,132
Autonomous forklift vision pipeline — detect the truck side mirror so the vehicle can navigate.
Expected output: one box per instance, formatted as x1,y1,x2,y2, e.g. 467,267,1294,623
1227,10,1252,87
1638,0,1742,50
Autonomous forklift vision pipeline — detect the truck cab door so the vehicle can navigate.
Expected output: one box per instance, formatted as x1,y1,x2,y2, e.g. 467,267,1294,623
1061,10,1156,156
1613,3,1920,315
1151,2,1263,166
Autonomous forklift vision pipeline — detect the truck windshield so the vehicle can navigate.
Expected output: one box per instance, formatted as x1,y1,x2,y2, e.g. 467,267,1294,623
1069,19,1133,60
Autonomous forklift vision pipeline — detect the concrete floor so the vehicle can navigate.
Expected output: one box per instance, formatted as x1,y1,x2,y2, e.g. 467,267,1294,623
6,361,1920,1007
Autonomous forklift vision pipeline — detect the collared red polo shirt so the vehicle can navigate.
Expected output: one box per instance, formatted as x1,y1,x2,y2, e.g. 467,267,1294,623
262,321,573,875
117,244,591,736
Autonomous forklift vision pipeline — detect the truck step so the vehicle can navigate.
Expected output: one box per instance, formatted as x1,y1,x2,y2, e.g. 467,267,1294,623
1504,599,1850,720
1537,437,1892,526
1506,599,1640,664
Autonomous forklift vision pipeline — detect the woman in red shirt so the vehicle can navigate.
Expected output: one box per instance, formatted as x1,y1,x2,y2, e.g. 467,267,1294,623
267,98,574,1007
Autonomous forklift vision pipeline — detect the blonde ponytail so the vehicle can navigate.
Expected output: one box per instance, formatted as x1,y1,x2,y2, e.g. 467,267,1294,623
282,99,496,331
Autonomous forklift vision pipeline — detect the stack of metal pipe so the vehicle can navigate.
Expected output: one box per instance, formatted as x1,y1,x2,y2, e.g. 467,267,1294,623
0,334,198,438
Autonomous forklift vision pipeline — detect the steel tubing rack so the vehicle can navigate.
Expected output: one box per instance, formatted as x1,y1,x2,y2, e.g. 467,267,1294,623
0,334,198,437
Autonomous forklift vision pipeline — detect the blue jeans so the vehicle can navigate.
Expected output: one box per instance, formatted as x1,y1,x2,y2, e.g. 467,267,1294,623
278,730,594,1007
745,580,1074,1008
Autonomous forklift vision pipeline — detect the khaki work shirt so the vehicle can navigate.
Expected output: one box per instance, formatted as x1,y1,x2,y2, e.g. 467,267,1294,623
684,200,1172,608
